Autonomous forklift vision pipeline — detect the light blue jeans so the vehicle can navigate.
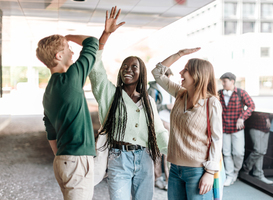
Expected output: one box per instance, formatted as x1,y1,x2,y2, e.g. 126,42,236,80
107,148,154,200
168,164,213,200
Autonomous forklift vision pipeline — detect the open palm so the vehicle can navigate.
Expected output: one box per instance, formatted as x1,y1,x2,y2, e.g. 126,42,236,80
178,47,201,56
105,6,125,33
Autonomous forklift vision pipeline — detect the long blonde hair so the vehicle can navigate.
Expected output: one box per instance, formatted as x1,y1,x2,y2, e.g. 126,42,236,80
180,58,217,105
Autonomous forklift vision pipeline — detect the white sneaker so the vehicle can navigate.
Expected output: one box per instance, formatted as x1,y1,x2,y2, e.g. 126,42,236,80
232,174,238,183
164,183,168,191
258,177,273,184
155,177,165,189
224,177,234,187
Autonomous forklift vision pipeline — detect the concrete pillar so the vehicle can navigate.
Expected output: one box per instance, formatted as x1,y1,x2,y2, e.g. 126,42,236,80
0,10,2,98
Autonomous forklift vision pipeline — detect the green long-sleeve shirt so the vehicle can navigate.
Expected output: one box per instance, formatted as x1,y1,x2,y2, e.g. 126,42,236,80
43,37,98,156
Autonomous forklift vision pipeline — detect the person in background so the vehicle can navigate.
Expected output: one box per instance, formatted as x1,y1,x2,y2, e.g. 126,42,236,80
36,30,98,198
148,68,174,190
242,112,273,184
152,48,223,200
219,72,255,186
89,7,169,200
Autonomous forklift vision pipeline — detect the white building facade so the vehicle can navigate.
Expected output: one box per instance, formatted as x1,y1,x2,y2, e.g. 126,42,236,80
184,0,273,96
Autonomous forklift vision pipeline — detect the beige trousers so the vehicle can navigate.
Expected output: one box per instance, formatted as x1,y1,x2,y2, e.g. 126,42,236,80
53,155,94,200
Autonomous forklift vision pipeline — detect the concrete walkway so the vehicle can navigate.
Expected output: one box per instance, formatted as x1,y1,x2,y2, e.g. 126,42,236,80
0,115,272,200
0,115,167,200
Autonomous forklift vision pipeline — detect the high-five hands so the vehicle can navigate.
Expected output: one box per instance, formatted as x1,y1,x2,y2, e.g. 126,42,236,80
105,6,125,34
177,47,201,57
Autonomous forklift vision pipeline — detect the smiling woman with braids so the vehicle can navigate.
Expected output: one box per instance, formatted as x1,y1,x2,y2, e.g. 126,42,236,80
88,7,168,200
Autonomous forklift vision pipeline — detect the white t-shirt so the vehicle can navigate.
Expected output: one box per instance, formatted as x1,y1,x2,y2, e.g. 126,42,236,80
223,90,233,107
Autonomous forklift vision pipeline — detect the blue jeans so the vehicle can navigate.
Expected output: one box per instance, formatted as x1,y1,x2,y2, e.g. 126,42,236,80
168,164,213,200
107,148,154,200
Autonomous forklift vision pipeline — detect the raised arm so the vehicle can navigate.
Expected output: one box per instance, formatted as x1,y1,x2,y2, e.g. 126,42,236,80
65,35,92,46
89,6,125,124
99,6,125,50
152,48,200,98
161,48,201,67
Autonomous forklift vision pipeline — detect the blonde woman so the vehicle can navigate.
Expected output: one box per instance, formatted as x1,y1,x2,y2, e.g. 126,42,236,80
152,48,223,200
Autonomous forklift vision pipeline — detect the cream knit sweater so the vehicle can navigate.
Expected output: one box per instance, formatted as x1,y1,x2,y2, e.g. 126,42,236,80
152,62,223,171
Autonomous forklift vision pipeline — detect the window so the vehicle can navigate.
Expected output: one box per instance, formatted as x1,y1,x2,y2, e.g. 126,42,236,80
259,76,273,95
224,21,237,35
243,22,255,33
261,22,273,33
243,3,255,18
261,47,270,57
261,3,273,18
224,3,237,17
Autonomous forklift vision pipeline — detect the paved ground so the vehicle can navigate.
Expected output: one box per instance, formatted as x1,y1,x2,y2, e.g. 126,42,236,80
1,115,273,200
0,115,167,200
0,91,273,200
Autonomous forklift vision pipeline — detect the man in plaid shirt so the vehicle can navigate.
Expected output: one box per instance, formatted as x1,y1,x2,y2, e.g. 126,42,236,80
242,112,273,184
219,72,255,186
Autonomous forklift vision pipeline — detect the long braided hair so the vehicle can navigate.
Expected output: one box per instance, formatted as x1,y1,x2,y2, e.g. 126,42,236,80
99,56,160,162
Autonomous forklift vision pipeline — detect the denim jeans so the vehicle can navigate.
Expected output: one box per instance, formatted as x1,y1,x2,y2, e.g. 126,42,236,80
168,164,213,200
107,148,154,200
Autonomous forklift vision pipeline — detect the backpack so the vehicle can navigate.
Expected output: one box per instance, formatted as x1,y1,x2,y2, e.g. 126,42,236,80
155,89,159,102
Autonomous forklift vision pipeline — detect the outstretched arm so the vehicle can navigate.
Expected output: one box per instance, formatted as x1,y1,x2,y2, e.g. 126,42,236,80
161,48,201,67
99,6,125,50
151,48,200,97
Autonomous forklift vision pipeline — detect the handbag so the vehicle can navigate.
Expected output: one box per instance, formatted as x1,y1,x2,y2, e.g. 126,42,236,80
206,98,226,200
93,133,108,186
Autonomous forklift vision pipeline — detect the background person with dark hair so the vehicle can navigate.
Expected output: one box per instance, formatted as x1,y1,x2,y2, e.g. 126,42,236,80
219,72,255,187
242,112,273,184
